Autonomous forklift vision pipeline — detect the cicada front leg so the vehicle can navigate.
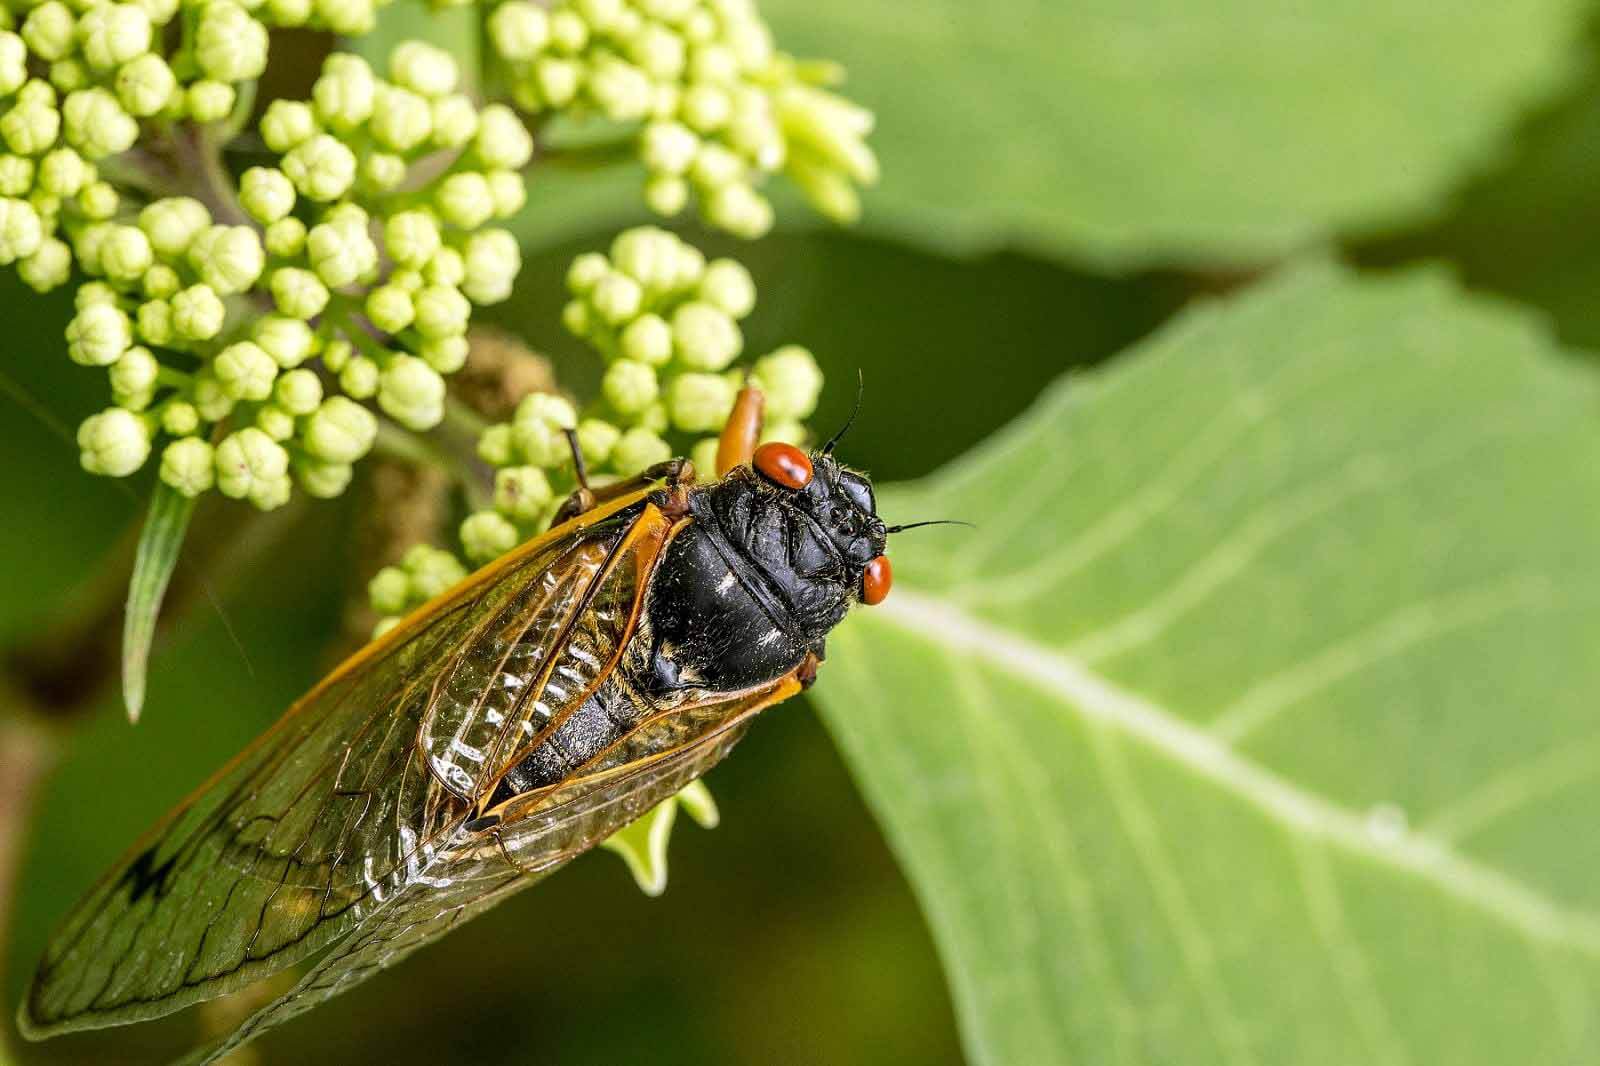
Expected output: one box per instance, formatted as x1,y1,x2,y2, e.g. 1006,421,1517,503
553,427,698,523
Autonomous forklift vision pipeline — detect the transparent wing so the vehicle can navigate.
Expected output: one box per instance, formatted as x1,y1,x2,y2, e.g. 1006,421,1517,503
181,674,802,1065
20,496,650,1039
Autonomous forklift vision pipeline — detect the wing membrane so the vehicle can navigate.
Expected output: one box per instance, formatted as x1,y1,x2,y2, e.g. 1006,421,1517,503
182,676,799,1065
20,494,650,1039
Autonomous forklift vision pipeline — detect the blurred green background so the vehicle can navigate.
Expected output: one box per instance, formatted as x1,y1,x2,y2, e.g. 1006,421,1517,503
8,2,1600,1064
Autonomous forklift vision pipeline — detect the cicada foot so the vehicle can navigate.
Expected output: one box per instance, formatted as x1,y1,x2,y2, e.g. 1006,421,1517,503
553,457,697,524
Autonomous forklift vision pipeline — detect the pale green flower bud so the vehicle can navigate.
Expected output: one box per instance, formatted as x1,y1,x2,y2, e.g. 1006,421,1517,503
590,270,643,325
36,147,86,196
486,169,525,217
273,367,321,415
477,422,515,466
78,407,150,476
360,151,407,192
0,32,28,95
643,174,688,216
270,267,329,319
434,171,493,228
641,121,698,176
689,435,719,480
171,283,225,339
549,8,588,52
187,80,234,125
403,543,466,599
108,345,158,396
419,334,468,373
512,392,577,466
602,359,658,415
160,401,199,436
689,142,744,189
22,3,75,62
260,99,317,152
239,166,295,223
302,395,376,463
18,237,71,291
0,101,59,156
64,88,138,158
492,464,552,521
461,229,520,305
97,224,151,281
139,197,209,257
321,338,352,372
699,258,755,318
610,226,683,290
620,313,672,366
461,509,517,563
314,0,377,36
253,314,314,367
560,298,590,337
671,301,740,370
282,133,356,201
159,437,214,496
16,80,54,109
637,400,669,433
588,56,652,121
264,216,307,258
777,85,878,186
412,283,469,338
295,456,352,498
0,156,31,198
189,224,264,295
489,1,548,60
370,86,431,151
531,56,581,108
704,182,772,238
368,565,410,614
215,427,290,506
255,404,295,441
390,40,457,97
688,42,737,83
755,344,823,420
0,197,41,263
339,355,379,398
75,281,118,309
378,354,445,429
575,417,620,466
759,419,807,447
77,180,118,220
384,209,441,268
77,2,151,70
566,253,609,296
306,221,365,287
629,22,685,79
610,427,670,477
194,2,267,80
668,240,705,289
682,84,731,134
67,302,130,365
135,298,172,344
193,371,234,421
474,104,533,170
142,264,179,299
116,52,175,116
313,53,376,129
666,371,735,432
214,340,277,400
265,0,312,25
788,157,860,224
430,93,478,147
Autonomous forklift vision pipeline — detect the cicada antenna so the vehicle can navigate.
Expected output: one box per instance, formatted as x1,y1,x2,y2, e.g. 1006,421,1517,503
884,520,975,533
820,370,865,457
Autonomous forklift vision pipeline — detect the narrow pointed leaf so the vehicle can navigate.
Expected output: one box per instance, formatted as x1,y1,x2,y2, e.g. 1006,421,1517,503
814,263,1600,1064
123,484,195,723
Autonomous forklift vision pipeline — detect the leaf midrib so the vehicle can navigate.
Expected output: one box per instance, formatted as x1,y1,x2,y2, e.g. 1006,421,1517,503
872,588,1600,956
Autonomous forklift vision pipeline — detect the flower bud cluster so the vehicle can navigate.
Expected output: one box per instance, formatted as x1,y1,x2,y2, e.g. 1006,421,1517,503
71,45,531,511
486,0,877,236
451,225,824,565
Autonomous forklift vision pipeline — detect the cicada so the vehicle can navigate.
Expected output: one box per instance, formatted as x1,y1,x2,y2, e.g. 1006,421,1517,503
19,390,898,1062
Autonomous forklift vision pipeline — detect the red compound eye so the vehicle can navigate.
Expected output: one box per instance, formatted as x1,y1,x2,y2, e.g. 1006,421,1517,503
861,555,892,605
753,441,813,490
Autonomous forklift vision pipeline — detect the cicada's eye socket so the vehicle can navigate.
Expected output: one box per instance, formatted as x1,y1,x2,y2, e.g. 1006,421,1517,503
753,442,814,490
861,555,892,605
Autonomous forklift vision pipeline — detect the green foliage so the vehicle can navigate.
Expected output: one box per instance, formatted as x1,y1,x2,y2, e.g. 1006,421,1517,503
761,0,1593,267
121,482,194,722
814,263,1600,1063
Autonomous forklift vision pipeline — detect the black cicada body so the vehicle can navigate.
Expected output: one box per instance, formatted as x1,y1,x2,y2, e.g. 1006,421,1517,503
20,403,896,1064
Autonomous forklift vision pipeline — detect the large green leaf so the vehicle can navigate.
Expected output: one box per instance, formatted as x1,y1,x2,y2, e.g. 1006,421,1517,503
814,263,1600,1064
761,1,1592,268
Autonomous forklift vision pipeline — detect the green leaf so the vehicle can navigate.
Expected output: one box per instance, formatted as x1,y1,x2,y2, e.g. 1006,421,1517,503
760,0,1592,267
813,262,1600,1064
122,483,195,723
